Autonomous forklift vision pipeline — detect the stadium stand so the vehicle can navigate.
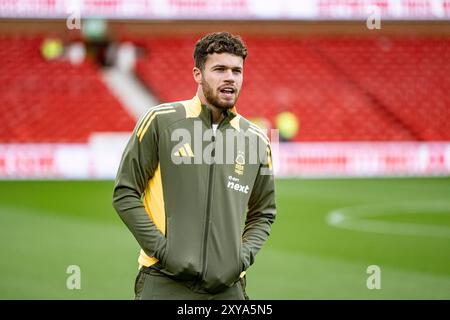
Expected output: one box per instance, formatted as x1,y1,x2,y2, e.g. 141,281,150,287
316,36,450,141
0,35,135,143
134,35,450,141
1,34,448,143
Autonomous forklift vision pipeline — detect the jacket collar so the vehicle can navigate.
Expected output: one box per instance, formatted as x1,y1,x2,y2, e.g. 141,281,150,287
192,95,237,127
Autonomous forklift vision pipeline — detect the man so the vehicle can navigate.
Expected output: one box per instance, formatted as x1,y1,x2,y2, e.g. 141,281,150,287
112,32,276,300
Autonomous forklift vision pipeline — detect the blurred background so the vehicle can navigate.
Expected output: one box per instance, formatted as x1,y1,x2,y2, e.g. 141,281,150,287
0,0,449,299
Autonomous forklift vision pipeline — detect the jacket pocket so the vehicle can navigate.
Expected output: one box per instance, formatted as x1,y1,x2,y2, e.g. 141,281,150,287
161,217,170,268
159,216,200,280
134,270,147,300
225,246,243,287
161,238,169,268
238,244,244,275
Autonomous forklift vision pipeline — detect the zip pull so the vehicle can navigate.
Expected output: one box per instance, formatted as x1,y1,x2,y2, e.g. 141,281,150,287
211,123,219,137
211,135,216,158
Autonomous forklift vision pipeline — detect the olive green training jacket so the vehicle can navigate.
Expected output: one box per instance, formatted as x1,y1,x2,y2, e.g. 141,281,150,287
112,95,276,294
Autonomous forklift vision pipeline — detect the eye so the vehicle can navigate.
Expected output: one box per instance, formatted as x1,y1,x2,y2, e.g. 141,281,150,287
233,69,242,74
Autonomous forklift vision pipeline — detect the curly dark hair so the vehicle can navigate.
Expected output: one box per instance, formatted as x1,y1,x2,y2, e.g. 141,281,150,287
194,32,248,70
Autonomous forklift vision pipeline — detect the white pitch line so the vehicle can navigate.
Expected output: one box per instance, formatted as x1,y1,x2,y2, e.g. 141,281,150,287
326,200,450,239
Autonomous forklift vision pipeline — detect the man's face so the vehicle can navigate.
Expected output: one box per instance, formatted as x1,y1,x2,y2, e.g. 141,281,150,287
196,53,244,110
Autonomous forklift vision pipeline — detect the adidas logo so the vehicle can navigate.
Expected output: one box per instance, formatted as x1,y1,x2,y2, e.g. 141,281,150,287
173,143,195,157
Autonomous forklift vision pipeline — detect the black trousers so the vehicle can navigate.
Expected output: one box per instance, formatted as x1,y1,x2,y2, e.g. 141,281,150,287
134,267,249,300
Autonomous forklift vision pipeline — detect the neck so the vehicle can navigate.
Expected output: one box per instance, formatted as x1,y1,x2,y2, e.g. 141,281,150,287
196,88,225,124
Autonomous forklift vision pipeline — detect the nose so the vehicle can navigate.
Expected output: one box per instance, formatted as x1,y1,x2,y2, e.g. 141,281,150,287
223,70,235,83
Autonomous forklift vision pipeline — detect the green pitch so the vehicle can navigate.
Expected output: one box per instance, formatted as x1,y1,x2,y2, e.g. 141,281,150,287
0,178,449,299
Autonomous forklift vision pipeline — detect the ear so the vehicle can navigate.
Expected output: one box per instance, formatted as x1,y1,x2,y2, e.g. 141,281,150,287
193,67,203,84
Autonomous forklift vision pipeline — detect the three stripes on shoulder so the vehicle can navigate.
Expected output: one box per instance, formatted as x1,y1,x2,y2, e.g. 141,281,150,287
247,123,273,170
136,105,176,142
247,123,270,146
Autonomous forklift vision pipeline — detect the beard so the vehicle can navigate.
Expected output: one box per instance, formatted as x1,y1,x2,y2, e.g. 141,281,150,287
202,80,238,110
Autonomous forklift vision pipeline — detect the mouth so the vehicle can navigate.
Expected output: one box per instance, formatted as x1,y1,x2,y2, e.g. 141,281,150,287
218,86,236,99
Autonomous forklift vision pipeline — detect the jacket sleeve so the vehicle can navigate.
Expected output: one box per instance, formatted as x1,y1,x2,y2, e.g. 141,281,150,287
241,144,276,271
112,111,167,261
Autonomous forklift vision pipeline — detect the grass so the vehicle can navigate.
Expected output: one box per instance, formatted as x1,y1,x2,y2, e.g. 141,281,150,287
0,178,449,299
